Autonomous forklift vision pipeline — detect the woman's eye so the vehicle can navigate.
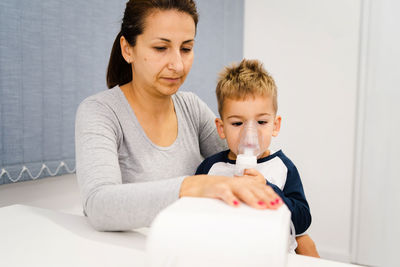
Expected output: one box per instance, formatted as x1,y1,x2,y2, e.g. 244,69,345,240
181,47,192,53
258,121,268,125
154,47,167,52
232,122,243,127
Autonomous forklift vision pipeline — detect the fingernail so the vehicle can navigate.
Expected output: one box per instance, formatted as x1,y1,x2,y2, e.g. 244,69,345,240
275,198,280,204
258,201,265,206
270,201,275,205
233,200,239,206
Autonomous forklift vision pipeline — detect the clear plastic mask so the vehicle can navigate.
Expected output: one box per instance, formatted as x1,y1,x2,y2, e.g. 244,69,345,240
235,120,263,176
237,120,261,157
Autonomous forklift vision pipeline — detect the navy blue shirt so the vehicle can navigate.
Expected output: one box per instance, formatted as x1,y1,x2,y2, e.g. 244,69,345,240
196,149,311,235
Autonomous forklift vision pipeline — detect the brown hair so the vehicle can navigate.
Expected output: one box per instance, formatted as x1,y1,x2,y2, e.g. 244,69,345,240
106,0,199,89
216,59,278,117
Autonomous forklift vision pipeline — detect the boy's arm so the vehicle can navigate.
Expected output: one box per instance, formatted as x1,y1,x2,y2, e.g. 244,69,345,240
295,234,320,257
267,164,311,235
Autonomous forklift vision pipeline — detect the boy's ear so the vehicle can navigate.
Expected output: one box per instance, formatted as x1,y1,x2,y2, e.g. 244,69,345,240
272,115,282,137
215,118,226,139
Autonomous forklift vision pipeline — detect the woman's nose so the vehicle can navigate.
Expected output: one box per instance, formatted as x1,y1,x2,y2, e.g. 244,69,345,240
167,50,184,73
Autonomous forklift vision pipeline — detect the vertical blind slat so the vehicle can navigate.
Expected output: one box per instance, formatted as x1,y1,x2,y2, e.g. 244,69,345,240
3,2,23,168
22,0,42,168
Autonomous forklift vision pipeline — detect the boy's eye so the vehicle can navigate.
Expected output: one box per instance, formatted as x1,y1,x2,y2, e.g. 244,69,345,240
258,120,268,125
154,47,167,51
232,122,243,127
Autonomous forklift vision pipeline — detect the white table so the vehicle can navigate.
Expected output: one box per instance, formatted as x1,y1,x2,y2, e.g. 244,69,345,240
0,205,360,267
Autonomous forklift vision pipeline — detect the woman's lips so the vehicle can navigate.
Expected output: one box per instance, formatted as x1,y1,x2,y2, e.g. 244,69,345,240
161,77,181,83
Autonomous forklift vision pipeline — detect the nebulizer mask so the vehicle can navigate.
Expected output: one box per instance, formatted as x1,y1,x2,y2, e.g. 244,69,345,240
235,120,263,176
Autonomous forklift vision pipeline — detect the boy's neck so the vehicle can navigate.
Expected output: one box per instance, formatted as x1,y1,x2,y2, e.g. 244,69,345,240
228,149,271,161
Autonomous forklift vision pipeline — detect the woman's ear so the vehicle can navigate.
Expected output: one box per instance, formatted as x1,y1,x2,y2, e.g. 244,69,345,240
215,118,226,139
120,36,133,64
272,115,282,137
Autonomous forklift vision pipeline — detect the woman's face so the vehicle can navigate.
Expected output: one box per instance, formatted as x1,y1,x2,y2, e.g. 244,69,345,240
129,10,196,97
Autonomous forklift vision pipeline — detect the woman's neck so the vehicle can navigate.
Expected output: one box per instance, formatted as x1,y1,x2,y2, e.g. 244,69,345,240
120,81,178,147
120,82,174,118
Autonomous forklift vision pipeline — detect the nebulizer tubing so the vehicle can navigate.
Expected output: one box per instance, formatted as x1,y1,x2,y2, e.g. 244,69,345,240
235,120,261,176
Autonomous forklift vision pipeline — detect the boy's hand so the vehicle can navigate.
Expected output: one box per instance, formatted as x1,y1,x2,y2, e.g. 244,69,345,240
241,168,267,185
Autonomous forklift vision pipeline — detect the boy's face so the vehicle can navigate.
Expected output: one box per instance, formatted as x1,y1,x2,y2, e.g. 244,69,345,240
216,95,281,159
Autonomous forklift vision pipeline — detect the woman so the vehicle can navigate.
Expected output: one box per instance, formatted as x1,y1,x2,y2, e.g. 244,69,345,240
75,0,281,231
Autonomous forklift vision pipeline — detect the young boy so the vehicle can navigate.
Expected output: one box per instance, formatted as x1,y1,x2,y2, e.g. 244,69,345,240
195,59,319,257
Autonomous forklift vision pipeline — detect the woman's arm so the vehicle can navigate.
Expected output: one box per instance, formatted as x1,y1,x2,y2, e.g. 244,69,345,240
75,99,185,231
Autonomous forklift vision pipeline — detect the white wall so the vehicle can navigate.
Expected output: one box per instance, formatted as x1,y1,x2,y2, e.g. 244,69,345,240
244,0,361,262
352,0,400,266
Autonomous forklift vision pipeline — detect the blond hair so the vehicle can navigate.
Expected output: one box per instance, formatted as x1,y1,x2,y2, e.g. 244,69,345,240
216,59,278,117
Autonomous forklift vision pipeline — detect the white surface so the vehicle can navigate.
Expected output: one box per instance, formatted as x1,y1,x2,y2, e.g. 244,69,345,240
0,205,146,267
0,173,82,215
147,197,290,267
352,0,400,266
244,0,361,262
0,204,361,267
287,254,362,267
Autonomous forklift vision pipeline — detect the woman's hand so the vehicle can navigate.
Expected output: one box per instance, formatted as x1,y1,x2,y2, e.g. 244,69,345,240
179,175,282,210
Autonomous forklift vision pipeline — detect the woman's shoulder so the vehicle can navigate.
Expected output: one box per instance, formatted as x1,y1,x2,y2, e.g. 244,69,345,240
78,88,124,114
173,91,218,138
174,90,200,104
80,88,121,106
173,91,210,114
76,88,126,127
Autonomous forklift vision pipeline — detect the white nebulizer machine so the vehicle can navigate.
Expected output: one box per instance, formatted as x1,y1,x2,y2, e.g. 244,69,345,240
146,120,292,267
146,198,291,267
235,120,262,176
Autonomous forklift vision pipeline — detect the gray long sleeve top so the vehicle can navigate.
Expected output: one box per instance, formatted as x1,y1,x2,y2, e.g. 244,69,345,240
75,88,226,231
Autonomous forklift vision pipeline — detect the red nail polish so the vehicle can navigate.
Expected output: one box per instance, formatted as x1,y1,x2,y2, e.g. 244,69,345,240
233,200,239,206
270,201,275,205
258,201,265,206
275,198,280,204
